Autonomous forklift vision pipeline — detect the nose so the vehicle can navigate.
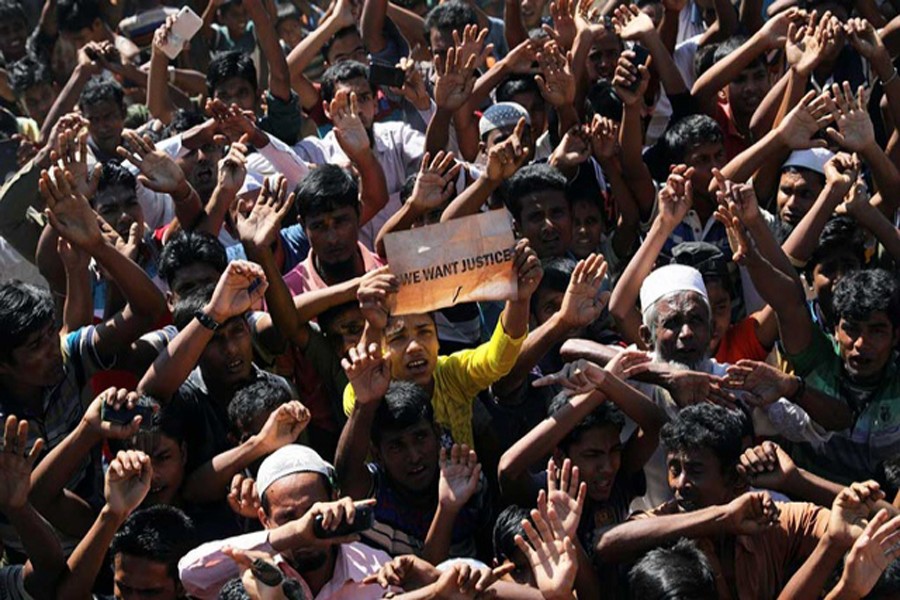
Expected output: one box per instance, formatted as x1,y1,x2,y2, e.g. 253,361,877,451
679,323,695,340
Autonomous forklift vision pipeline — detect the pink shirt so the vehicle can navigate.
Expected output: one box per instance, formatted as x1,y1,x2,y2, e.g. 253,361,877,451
178,531,394,600
283,242,384,295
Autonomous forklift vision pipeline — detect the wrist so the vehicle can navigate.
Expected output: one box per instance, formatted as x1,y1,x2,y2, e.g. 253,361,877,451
200,302,228,325
101,502,131,523
171,179,192,203
783,374,803,399
436,498,462,514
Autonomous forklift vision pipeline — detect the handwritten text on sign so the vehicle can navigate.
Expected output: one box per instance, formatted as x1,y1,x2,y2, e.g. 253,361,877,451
384,210,517,315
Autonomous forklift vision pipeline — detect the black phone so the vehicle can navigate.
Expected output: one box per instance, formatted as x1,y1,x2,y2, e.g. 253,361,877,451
625,44,650,92
313,504,374,538
0,138,19,183
100,395,158,425
369,63,406,89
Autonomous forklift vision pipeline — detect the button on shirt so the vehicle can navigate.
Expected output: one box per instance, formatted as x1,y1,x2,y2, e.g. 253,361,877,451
178,533,394,600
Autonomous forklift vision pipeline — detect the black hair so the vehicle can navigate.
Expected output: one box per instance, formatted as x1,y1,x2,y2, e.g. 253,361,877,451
58,0,101,33
8,54,53,96
372,381,435,446
0,281,55,365
172,284,217,331
694,43,719,79
78,77,126,115
662,114,723,166
318,300,361,336
531,257,576,314
497,76,542,104
493,505,531,561
97,161,137,195
400,173,417,204
712,36,764,73
295,164,360,222
833,268,900,328
158,230,227,288
207,51,258,98
228,379,293,436
549,392,625,453
424,1,478,38
585,80,623,122
660,404,744,475
804,216,865,279
164,109,207,137
218,578,250,600
628,538,718,600
322,26,361,62
110,505,197,580
503,163,568,223
0,0,25,26
320,60,370,104
869,558,900,599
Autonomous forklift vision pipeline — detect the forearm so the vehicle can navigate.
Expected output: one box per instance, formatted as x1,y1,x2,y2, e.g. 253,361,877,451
422,504,458,565
493,314,570,402
245,245,295,347
287,15,344,80
642,33,688,97
782,185,846,263
441,176,499,222
453,109,481,163
386,4,429,57
559,338,620,365
7,503,66,594
504,0,527,48
782,467,844,507
355,151,390,226
693,34,768,112
659,7,680,54
739,0,764,34
861,145,900,215
138,319,214,401
599,373,666,434
57,507,127,600
425,107,454,158
618,105,656,220
90,241,166,321
39,66,92,144
30,421,99,511
256,133,310,192
750,69,792,139
851,206,900,261
720,126,786,188
334,405,377,499
778,534,849,600
183,437,270,504
468,61,513,109
147,50,174,124
375,201,424,258
62,262,93,334
500,299,529,340
609,219,668,323
361,0,389,53
793,385,853,432
248,2,292,101
595,504,729,562
198,186,236,237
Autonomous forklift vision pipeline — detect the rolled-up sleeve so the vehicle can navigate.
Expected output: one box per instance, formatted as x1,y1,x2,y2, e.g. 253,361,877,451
178,530,272,599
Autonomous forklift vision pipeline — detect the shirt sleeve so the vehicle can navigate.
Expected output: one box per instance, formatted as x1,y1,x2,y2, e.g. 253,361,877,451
255,134,311,191
783,325,837,378
260,91,304,146
440,316,527,399
178,530,272,600
64,325,116,381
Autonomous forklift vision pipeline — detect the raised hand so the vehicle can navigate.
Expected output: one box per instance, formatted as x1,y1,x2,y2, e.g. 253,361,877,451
81,388,149,441
723,359,798,407
452,24,493,73
825,82,874,152
40,166,104,250
549,125,591,171
535,41,576,108
236,175,295,250
221,547,287,600
363,555,441,590
588,114,619,163
714,201,752,264
485,117,529,182
431,562,513,599
255,400,311,454
0,416,44,513
438,444,482,513
657,165,694,229
612,50,649,106
514,506,578,598
513,238,543,301
227,473,261,518
533,358,607,394
785,22,824,76
736,440,798,491
665,369,736,409
612,4,655,41
724,491,781,535
356,265,399,331
58,237,90,273
216,136,249,196
835,509,900,598
51,127,100,198
152,13,178,59
206,99,267,147
204,260,269,323
394,57,431,110
828,480,885,548
408,151,461,213
289,497,377,547
777,90,832,149
760,7,807,49
823,152,860,201
505,39,539,75
117,131,189,196
433,46,477,112
846,17,889,64
548,0,578,51
557,253,609,330
105,449,152,518
538,458,586,539
331,90,371,162
341,342,391,406
837,178,874,218
605,349,652,380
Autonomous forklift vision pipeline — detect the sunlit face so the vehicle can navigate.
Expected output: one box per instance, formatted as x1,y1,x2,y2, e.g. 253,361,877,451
214,76,258,112
777,169,825,226
324,306,366,358
328,78,377,131
145,434,186,507
667,447,735,512
385,313,440,389
586,36,622,82
260,473,333,572
563,423,622,502
0,321,64,388
219,3,249,37
167,262,222,309
114,555,179,600
517,190,572,258
303,206,361,269
326,31,368,65
684,141,726,201
835,311,898,383
727,64,770,118
83,99,125,158
570,198,604,260
176,140,223,198
429,29,454,64
198,317,254,389
374,418,441,494
94,184,143,239
277,17,304,50
645,292,712,369
520,0,548,28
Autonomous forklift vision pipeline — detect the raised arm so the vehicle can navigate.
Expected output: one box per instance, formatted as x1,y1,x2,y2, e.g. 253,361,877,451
38,44,102,144
245,0,293,102
613,5,687,98
613,51,656,221
425,45,479,157
424,444,482,564
286,0,355,104
361,0,389,55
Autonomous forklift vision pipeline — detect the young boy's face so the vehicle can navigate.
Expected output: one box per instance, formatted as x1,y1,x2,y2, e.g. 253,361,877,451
94,184,144,240
145,433,186,507
563,423,622,502
375,417,440,493
277,17,304,50
220,3,249,37
666,447,737,512
777,168,824,226
385,313,440,389
726,63,769,119
21,82,57,124
198,317,255,389
0,18,27,62
517,190,572,258
0,320,64,389
520,0,548,29
214,76,258,112
836,310,898,383
532,286,564,328
705,280,732,357
570,198,604,260
325,31,368,65
82,99,125,158
684,141,726,201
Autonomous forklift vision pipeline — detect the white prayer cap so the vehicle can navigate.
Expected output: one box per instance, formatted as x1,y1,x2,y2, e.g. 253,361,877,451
479,102,530,138
782,148,834,176
256,445,336,499
639,264,708,313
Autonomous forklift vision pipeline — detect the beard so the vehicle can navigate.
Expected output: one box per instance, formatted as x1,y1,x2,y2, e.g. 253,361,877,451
321,256,358,282
652,350,713,374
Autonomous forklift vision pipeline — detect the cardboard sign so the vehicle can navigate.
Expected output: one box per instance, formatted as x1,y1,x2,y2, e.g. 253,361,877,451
384,210,518,315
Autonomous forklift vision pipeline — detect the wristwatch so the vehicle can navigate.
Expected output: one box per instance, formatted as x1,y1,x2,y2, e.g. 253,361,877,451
194,310,220,331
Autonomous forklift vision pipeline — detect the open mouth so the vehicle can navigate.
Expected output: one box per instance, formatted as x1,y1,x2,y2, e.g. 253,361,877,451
226,359,244,374
406,359,428,375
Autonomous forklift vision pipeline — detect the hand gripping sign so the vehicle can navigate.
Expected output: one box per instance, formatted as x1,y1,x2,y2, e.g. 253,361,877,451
384,210,518,315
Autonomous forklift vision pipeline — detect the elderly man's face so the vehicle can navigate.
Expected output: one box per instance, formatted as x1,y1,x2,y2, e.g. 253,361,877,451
644,291,712,369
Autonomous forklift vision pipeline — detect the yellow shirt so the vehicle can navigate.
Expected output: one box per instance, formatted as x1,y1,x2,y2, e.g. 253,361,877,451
343,318,526,446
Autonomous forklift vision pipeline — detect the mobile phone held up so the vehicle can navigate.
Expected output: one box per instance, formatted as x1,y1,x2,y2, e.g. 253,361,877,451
159,6,203,60
625,44,650,93
369,63,406,89
313,503,375,539
100,395,158,425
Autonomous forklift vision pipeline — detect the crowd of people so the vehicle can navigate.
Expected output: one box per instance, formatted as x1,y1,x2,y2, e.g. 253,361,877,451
0,0,899,597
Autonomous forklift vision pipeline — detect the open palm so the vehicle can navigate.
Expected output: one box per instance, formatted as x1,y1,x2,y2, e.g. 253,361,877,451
438,444,481,512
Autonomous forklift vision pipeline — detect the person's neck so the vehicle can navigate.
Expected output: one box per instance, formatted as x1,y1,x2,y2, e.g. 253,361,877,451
386,472,438,509
300,546,339,596
693,192,716,222
314,251,365,286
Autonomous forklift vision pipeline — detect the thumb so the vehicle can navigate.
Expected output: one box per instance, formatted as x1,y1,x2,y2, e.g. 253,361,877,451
128,222,141,245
